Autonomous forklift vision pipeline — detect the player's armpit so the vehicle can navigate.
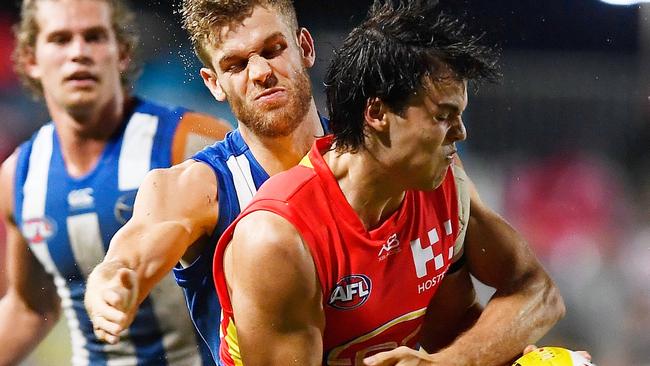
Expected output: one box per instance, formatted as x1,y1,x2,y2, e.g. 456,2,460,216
0,151,62,365
85,160,219,342
171,111,232,164
224,211,324,366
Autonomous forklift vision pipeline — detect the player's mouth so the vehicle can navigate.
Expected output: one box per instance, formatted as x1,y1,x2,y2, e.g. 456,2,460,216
254,87,287,104
64,71,99,87
445,149,457,163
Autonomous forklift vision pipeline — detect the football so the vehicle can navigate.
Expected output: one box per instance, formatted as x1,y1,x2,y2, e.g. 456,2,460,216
512,347,593,366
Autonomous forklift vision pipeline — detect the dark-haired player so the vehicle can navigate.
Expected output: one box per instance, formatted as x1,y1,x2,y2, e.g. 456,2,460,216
214,1,565,365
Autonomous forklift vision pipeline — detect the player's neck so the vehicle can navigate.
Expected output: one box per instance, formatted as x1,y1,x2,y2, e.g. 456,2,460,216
326,149,406,231
241,100,323,176
48,96,129,178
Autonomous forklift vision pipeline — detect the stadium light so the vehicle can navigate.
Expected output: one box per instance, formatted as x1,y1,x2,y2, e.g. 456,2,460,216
598,0,650,5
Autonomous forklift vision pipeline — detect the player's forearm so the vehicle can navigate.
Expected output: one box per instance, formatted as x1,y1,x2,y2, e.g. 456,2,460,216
0,291,60,365
430,274,564,366
101,221,194,304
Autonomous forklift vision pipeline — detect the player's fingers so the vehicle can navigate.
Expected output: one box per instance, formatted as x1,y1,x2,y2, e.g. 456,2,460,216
363,347,408,366
93,329,119,344
92,301,130,327
576,351,592,361
523,345,538,354
92,317,122,344
103,287,132,310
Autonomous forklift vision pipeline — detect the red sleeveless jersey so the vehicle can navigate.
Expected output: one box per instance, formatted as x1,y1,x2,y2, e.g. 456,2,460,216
214,136,459,366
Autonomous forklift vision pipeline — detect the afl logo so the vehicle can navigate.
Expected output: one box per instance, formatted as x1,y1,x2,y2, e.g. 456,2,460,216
22,217,57,244
114,191,136,225
328,274,372,310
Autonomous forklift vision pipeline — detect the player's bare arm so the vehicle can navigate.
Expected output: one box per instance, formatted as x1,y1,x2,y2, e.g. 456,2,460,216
0,151,62,365
85,160,219,344
224,211,324,366
366,164,564,366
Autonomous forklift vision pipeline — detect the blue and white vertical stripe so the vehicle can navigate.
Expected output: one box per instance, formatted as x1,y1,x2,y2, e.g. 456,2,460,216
14,99,207,366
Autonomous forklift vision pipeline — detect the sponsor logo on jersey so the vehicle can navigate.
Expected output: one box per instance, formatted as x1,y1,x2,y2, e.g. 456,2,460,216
410,225,452,279
22,217,57,244
378,233,401,261
114,191,136,225
67,188,94,209
328,274,372,310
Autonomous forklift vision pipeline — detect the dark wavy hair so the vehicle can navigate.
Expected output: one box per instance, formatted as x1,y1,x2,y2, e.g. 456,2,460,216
325,0,500,152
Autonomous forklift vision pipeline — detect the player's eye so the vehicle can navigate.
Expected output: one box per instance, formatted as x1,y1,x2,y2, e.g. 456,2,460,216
85,31,108,43
48,33,70,45
435,114,450,122
226,61,247,73
262,42,286,59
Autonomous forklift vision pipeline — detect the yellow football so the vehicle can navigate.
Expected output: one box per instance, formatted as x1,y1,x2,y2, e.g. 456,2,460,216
512,347,593,366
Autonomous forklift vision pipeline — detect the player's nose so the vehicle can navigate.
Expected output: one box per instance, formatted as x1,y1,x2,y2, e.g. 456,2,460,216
69,36,93,63
248,55,276,88
447,116,467,143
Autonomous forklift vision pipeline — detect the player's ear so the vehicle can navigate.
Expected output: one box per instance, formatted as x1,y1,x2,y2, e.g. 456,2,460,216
364,97,389,133
296,27,315,69
200,67,226,102
117,42,131,74
22,46,41,80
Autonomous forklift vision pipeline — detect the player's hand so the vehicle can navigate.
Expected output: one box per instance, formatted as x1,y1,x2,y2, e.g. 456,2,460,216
523,345,592,361
363,346,439,366
84,266,139,344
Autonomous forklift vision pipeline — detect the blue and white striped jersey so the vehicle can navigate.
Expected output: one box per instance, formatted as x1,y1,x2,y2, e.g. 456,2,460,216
173,117,329,363
14,98,209,366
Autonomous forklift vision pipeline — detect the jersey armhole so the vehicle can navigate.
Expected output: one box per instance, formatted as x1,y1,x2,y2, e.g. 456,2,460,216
450,163,470,266
171,112,232,165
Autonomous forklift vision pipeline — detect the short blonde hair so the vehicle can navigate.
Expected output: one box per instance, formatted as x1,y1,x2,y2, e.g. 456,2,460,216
12,0,141,98
181,0,298,69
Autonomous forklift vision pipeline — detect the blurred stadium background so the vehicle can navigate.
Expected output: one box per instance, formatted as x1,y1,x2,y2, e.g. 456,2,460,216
0,0,648,365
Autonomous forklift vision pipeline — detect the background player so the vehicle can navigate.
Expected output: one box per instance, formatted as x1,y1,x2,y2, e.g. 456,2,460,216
84,0,326,362
0,0,230,364
213,1,565,365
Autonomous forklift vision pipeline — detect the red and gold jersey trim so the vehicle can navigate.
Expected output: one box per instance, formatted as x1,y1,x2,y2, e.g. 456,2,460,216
223,316,244,366
326,307,427,366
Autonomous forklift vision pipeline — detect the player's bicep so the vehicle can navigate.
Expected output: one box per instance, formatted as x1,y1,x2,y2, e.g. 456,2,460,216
104,161,218,271
171,112,232,164
129,160,218,231
226,212,324,366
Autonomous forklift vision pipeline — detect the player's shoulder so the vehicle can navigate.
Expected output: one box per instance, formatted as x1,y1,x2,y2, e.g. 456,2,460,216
230,209,311,278
0,148,21,218
255,164,319,202
143,159,218,196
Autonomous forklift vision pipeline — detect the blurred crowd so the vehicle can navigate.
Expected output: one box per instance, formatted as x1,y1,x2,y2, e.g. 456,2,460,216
0,1,648,365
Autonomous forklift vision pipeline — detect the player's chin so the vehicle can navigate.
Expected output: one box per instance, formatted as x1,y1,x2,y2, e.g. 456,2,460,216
430,168,448,189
